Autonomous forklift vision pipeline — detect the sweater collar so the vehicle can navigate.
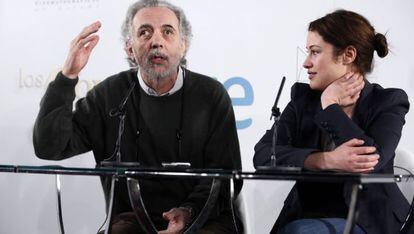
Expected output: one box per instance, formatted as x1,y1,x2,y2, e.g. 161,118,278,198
137,67,184,96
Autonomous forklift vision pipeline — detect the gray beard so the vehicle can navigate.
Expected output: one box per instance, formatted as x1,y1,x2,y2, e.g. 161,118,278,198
141,63,177,81
138,55,181,81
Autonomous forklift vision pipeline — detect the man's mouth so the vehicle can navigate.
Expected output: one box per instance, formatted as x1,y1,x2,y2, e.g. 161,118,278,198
148,53,167,64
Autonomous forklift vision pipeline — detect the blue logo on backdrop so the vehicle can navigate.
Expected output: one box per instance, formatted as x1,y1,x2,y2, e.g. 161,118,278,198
223,77,254,130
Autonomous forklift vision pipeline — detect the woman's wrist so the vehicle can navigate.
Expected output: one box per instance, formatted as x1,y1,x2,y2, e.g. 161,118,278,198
304,152,329,170
321,97,337,109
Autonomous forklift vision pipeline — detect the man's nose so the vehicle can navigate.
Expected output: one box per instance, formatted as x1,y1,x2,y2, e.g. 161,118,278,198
150,30,164,49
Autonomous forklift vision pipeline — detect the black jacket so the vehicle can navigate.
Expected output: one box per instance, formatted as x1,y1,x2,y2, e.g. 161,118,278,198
254,82,410,234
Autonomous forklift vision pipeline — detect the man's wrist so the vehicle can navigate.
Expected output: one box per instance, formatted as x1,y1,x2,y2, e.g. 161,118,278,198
61,69,79,80
179,206,194,226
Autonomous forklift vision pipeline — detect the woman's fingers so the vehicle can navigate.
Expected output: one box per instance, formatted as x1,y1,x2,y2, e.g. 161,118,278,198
353,146,377,155
349,154,379,171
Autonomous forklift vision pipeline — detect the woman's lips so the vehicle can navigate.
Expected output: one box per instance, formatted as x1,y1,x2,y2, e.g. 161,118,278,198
308,72,317,79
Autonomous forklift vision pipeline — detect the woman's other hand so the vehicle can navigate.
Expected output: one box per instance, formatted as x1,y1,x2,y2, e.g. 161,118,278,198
305,138,379,173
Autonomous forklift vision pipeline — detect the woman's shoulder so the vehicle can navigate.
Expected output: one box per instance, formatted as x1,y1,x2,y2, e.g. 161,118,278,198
290,82,320,101
370,83,409,105
363,83,410,112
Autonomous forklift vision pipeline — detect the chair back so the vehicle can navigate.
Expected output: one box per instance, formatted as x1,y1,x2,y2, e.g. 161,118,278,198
394,148,414,234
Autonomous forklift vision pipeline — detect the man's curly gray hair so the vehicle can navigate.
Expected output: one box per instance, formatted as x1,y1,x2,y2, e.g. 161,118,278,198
121,0,193,68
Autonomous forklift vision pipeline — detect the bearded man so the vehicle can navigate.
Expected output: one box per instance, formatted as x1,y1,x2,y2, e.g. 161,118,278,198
33,0,242,233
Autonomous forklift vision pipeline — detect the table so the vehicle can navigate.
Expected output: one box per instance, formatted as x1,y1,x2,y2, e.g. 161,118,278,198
0,165,410,234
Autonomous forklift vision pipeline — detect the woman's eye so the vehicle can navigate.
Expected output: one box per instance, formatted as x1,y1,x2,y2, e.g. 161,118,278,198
311,50,320,55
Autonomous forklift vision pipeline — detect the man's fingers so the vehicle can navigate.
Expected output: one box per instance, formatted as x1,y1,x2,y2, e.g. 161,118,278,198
159,208,185,234
84,35,100,53
73,21,101,45
75,34,99,49
162,208,180,221
162,210,174,220
79,21,101,39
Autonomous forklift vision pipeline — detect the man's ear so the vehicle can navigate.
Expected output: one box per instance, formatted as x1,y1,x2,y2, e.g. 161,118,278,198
342,45,357,65
180,39,187,58
125,40,135,60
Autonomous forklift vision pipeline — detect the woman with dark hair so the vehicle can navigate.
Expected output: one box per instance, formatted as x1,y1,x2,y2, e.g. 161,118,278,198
254,10,410,234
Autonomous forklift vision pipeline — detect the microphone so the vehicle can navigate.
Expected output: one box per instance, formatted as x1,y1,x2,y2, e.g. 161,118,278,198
100,81,140,168
109,82,136,117
270,76,285,121
270,76,285,167
257,76,301,172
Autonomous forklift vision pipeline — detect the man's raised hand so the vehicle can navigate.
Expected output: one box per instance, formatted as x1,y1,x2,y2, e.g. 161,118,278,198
62,21,101,79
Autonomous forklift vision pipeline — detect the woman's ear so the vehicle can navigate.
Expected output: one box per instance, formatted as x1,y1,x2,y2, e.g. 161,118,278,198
342,45,357,65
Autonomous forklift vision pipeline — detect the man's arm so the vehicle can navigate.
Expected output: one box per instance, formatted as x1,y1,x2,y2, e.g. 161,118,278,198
33,22,101,160
33,72,103,159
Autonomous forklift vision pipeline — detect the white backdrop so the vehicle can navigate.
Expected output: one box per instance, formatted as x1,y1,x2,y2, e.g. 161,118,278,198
1,0,414,233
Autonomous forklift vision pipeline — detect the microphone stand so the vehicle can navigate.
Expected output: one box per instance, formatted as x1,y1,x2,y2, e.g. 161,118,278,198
257,77,301,171
100,82,140,168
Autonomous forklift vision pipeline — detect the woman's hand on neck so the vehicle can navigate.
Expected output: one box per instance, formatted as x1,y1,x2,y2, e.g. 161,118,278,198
320,72,364,112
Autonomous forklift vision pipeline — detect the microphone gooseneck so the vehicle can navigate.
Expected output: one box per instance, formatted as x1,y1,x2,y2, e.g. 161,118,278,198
101,81,140,167
257,76,301,171
270,76,285,167
109,82,136,117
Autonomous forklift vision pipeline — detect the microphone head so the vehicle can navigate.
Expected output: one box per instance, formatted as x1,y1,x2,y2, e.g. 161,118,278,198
108,81,136,117
109,108,120,117
270,76,286,119
109,106,128,117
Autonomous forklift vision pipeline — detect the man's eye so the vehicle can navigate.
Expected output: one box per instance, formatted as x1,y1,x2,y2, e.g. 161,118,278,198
139,30,150,37
164,29,174,35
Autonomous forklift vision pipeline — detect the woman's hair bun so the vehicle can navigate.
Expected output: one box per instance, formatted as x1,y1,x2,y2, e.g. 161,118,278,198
373,33,388,58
